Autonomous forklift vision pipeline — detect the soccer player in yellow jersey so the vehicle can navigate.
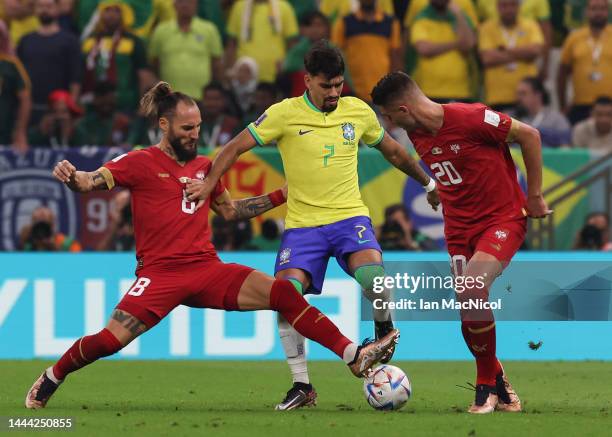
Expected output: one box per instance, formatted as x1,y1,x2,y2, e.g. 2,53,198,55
186,42,440,410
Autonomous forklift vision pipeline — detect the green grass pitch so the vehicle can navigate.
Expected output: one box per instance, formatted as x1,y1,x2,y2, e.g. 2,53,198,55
1,360,611,436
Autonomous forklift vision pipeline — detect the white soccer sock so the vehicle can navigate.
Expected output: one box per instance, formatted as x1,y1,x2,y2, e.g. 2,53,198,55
278,315,309,384
342,343,358,364
46,367,62,384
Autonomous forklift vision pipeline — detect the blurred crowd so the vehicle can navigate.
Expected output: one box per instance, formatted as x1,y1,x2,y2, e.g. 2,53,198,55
0,0,610,153
19,198,612,253
3,0,612,253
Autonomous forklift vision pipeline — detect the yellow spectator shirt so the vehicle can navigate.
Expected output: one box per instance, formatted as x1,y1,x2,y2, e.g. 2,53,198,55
411,6,474,99
227,0,298,82
479,18,544,105
476,0,550,22
148,18,223,99
404,0,478,27
560,25,612,105
247,93,384,228
320,0,394,22
332,10,401,101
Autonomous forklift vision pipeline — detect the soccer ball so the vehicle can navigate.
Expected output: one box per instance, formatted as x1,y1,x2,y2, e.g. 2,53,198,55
363,365,411,410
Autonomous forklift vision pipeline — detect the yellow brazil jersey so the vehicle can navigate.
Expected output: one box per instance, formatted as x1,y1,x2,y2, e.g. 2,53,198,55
404,0,478,27
320,0,394,23
479,18,544,105
560,25,612,106
476,0,550,23
411,6,474,99
247,93,384,229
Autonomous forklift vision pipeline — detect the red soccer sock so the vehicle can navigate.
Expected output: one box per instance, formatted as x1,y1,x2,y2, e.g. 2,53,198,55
463,319,502,386
459,283,502,387
269,280,352,359
52,328,123,380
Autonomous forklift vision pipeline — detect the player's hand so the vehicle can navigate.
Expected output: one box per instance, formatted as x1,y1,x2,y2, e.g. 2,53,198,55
53,160,77,183
526,194,552,218
185,178,214,211
427,188,441,211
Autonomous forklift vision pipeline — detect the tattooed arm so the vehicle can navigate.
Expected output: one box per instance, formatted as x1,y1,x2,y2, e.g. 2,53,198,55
52,160,111,192
211,186,287,221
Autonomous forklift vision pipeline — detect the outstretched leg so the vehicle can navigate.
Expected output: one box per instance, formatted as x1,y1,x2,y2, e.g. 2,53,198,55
237,270,399,378
25,310,148,409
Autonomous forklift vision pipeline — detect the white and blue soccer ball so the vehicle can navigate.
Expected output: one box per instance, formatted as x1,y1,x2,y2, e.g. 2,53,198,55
363,365,411,411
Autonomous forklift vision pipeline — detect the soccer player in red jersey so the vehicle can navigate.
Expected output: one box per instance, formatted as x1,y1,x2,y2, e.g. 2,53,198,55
25,82,399,409
371,72,551,414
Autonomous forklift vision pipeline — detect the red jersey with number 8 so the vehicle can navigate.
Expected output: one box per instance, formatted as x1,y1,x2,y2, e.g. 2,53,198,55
101,147,225,270
409,103,527,239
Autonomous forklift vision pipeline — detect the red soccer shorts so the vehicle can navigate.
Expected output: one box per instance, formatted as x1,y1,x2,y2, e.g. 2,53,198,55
447,218,527,270
115,261,254,328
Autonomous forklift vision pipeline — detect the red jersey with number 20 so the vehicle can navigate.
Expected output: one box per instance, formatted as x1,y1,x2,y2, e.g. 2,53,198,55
409,103,527,239
101,147,225,270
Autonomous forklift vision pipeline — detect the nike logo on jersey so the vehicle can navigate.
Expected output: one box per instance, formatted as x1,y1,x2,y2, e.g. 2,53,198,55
298,129,314,135
432,147,443,155
358,239,372,244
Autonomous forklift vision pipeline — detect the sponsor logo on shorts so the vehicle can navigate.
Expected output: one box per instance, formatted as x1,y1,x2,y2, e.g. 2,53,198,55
298,129,313,135
279,248,291,265
358,239,372,244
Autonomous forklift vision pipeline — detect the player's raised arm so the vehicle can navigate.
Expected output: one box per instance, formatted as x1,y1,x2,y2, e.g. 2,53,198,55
184,128,257,207
210,185,287,221
508,119,551,218
53,160,110,193
187,100,286,208
374,133,440,211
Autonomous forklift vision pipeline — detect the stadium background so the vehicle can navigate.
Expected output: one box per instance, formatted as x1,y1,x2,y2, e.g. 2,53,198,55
1,0,612,363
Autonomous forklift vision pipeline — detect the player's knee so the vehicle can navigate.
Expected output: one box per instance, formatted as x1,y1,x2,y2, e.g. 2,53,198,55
269,279,304,312
354,264,385,293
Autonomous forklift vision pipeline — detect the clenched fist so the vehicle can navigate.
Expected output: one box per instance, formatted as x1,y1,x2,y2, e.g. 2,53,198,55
53,160,77,183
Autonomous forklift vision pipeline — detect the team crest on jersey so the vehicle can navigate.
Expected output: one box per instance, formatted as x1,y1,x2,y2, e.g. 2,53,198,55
342,122,356,145
196,171,206,180
432,147,443,155
279,248,291,265
495,229,508,241
450,144,461,154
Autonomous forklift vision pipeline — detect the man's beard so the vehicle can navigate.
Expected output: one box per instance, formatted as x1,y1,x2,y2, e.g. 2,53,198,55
169,132,197,162
322,97,339,112
590,17,608,30
361,3,376,13
39,14,55,25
